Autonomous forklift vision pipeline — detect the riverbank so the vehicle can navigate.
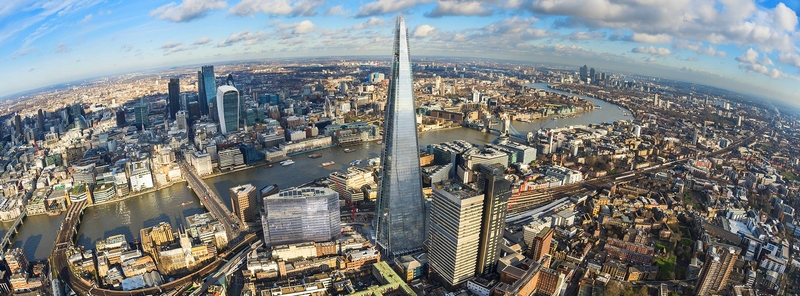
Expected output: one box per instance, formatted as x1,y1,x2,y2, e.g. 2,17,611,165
547,84,637,118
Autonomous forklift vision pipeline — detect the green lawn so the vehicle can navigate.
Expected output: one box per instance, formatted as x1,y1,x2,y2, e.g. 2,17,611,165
783,171,800,182
655,255,676,280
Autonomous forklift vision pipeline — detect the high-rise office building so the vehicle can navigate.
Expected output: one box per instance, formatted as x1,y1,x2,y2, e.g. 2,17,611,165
476,164,511,276
187,101,200,123
226,73,235,88
428,184,484,287
134,104,149,130
230,184,257,225
14,114,22,136
197,70,208,116
579,65,588,82
202,65,217,114
262,187,340,246
696,243,740,296
216,85,240,134
530,227,553,261
37,109,44,131
176,110,188,130
168,78,180,120
115,109,126,127
375,15,426,258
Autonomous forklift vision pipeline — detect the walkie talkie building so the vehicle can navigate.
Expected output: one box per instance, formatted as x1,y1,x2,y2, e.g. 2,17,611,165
374,15,426,257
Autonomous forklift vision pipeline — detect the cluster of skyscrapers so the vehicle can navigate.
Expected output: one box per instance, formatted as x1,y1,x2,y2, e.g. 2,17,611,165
167,65,241,134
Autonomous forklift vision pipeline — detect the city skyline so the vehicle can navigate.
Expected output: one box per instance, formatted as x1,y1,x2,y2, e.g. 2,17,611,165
1,0,800,105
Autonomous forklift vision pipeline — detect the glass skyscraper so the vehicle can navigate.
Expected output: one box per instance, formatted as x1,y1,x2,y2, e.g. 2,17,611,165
201,65,216,115
216,85,239,134
375,15,426,257
197,70,208,116
168,78,180,120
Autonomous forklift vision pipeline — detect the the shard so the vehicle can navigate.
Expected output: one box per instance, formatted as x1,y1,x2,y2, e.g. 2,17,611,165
375,15,425,257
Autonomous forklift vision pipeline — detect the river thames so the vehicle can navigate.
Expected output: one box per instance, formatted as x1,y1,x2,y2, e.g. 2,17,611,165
1,83,631,260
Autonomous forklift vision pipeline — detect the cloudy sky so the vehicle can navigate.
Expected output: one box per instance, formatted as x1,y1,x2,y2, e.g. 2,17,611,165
2,0,800,104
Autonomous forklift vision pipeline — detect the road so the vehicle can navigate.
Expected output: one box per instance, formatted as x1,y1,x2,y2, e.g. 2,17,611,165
179,159,241,241
192,240,261,295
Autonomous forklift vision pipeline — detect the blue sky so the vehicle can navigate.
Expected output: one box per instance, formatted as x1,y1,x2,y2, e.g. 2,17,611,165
1,0,800,104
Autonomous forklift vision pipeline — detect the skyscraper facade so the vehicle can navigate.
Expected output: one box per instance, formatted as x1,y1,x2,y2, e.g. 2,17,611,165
530,227,554,261
374,15,426,258
202,65,216,114
37,109,44,131
216,85,239,134
230,183,257,225
696,243,740,296
14,114,22,136
168,78,180,120
428,184,484,287
197,70,208,116
476,164,511,276
262,187,340,246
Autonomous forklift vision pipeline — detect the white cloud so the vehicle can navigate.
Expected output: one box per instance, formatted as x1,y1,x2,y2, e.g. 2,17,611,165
78,14,93,24
631,46,671,56
292,20,316,34
778,51,800,68
160,42,183,49
674,39,726,57
193,36,212,45
523,0,800,69
773,3,798,32
218,30,268,47
736,48,789,80
425,0,494,17
230,0,323,16
11,47,36,59
412,24,437,37
629,33,672,44
324,5,345,16
55,42,71,53
353,17,385,30
567,31,605,41
356,0,432,17
150,0,226,22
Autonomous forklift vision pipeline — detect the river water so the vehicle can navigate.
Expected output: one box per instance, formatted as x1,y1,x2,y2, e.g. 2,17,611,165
2,83,629,260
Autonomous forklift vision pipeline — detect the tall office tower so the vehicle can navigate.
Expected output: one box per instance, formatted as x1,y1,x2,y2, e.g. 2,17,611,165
216,85,240,134
197,70,208,116
529,227,554,261
653,93,659,107
375,15,426,257
696,243,740,296
134,103,149,130
476,164,511,276
589,67,595,82
115,109,126,127
14,114,22,136
176,110,188,130
187,101,200,124
579,65,588,82
168,78,180,120
230,184,257,225
340,81,348,94
226,73,236,88
37,109,44,130
262,187,340,246
428,184,484,287
202,65,217,115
